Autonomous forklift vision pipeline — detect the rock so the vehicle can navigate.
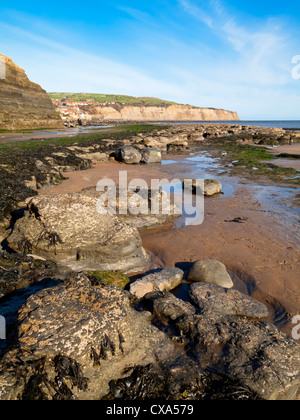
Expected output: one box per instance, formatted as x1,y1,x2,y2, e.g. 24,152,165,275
141,148,162,164
7,193,148,273
190,283,269,319
167,141,188,152
138,291,300,400
187,260,234,288
130,268,184,299
117,146,142,164
183,179,222,196
94,186,181,229
143,291,196,322
204,179,222,196
0,54,63,130
0,275,176,400
175,312,300,400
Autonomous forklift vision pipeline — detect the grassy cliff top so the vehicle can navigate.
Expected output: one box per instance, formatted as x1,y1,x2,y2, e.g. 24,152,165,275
48,92,184,106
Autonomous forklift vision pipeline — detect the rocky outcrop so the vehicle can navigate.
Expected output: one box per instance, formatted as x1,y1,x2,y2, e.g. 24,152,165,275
7,193,149,273
144,292,300,400
67,103,239,123
0,54,63,130
0,274,176,400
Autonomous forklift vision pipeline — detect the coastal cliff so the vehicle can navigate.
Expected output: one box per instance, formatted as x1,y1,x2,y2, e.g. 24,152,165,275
50,93,240,123
0,54,63,130
77,103,240,122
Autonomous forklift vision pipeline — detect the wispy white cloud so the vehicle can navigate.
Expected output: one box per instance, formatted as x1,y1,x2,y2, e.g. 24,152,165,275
0,21,186,99
178,0,214,28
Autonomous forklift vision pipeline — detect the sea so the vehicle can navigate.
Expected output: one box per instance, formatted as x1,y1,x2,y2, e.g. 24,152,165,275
158,121,300,130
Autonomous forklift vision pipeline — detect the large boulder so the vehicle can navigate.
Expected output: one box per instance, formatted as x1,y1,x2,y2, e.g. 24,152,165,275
0,275,176,400
187,260,234,289
130,268,184,299
141,147,162,164
7,193,148,273
190,283,269,319
117,146,142,164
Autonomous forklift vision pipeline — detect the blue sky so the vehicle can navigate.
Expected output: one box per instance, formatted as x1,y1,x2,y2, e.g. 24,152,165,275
0,0,299,119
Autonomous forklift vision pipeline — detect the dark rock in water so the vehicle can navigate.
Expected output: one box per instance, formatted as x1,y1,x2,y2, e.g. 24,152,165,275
7,193,148,273
117,146,142,164
0,274,176,400
176,314,300,400
145,292,300,400
0,251,57,299
190,283,269,319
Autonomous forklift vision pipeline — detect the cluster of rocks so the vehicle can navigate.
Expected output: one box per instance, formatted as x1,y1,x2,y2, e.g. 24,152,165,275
0,256,299,400
116,145,162,165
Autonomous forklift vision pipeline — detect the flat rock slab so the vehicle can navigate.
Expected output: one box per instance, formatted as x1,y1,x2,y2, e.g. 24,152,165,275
190,283,269,319
130,267,184,299
187,259,234,289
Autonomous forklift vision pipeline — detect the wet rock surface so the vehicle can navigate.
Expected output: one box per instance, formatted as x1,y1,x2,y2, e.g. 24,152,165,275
143,292,300,401
0,252,298,399
190,283,269,319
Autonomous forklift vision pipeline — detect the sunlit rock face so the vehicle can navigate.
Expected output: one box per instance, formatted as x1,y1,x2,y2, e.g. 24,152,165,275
0,54,63,130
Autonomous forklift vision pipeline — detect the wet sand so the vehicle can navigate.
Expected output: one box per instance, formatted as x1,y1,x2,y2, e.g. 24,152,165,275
268,144,300,171
39,155,300,334
0,126,114,144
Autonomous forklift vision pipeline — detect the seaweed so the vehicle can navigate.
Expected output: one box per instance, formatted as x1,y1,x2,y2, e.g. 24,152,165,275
20,355,89,400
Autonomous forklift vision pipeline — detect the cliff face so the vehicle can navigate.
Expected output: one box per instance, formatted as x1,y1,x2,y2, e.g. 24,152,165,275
0,54,63,130
76,104,239,123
